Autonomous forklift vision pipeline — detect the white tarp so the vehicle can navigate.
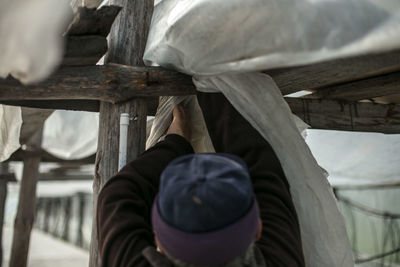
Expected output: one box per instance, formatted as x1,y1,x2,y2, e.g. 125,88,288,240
0,105,22,162
0,0,72,84
144,1,400,266
42,110,99,160
306,130,400,186
0,0,72,161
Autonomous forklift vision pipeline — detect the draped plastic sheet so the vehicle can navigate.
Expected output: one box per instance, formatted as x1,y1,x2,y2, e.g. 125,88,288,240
42,111,99,160
0,0,72,84
0,0,72,161
0,105,22,162
144,1,400,266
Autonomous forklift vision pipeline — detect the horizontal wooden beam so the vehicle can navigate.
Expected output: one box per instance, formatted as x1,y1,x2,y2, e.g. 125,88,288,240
0,64,195,103
62,35,107,66
66,6,121,37
266,49,400,95
287,98,400,134
0,173,17,182
307,72,400,101
1,100,100,112
38,173,93,181
8,149,95,164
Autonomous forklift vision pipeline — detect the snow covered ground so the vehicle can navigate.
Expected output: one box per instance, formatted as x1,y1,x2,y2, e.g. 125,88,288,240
2,226,88,267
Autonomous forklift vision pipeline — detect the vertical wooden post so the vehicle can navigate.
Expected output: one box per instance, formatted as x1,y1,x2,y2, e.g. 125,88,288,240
62,196,71,242
9,129,43,267
0,163,10,267
89,0,154,266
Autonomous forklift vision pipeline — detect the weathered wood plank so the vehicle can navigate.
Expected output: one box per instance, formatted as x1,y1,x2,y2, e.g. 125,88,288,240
90,0,154,265
1,100,99,112
66,6,122,36
9,129,43,267
266,49,400,95
0,65,195,103
307,72,400,101
0,163,10,267
8,148,95,164
63,35,107,66
287,98,400,134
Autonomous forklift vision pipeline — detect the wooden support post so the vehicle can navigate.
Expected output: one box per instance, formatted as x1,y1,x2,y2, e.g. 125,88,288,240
89,0,154,266
0,163,10,267
77,192,85,248
62,197,72,242
9,129,43,267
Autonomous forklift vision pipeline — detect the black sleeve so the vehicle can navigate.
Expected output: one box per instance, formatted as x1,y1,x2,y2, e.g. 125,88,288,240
97,134,194,267
197,92,305,267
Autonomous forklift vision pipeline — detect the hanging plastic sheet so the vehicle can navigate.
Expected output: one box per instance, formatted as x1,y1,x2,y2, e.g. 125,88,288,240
0,105,22,162
0,0,72,161
42,110,99,160
0,0,72,84
144,0,400,266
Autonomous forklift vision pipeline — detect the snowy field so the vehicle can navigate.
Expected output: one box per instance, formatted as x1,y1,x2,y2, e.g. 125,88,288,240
2,226,88,267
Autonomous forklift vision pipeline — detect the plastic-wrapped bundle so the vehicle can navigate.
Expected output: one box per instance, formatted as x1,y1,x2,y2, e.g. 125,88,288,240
0,0,72,161
0,0,72,84
144,1,400,266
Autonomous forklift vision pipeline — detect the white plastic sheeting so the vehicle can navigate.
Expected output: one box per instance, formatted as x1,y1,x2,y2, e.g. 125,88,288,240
144,1,400,266
0,105,22,161
42,110,99,160
0,0,72,84
0,0,72,161
306,130,400,186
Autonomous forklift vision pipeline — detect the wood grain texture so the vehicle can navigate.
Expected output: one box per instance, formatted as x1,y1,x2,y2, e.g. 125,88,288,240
8,148,95,164
63,35,107,66
90,0,154,265
0,164,9,267
266,49,400,95
307,72,400,101
9,130,42,267
91,99,147,266
287,98,400,134
1,100,100,112
0,65,195,103
66,6,122,36
106,0,154,67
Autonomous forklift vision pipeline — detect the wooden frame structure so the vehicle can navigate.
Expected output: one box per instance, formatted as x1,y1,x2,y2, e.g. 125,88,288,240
0,1,399,266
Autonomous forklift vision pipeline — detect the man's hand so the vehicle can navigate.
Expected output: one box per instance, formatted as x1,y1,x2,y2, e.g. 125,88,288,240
167,104,191,141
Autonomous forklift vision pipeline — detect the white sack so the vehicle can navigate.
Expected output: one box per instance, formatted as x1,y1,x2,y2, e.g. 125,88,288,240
0,105,22,162
42,111,98,160
0,0,72,84
141,0,400,266
144,0,400,76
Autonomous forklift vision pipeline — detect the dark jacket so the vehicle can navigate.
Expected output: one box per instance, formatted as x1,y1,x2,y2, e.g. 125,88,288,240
97,92,305,267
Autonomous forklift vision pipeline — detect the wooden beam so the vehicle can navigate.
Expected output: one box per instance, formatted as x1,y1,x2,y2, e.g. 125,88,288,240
287,98,400,134
10,129,43,267
0,65,195,103
66,6,122,37
0,163,10,267
265,49,400,95
1,100,99,112
90,0,154,265
8,148,95,164
307,72,400,101
38,173,93,181
62,35,107,66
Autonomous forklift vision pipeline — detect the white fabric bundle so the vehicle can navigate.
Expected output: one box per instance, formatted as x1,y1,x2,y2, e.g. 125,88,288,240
144,0,400,266
0,0,72,161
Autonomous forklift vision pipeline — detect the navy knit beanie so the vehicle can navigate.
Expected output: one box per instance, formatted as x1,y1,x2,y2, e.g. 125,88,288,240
152,153,259,265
